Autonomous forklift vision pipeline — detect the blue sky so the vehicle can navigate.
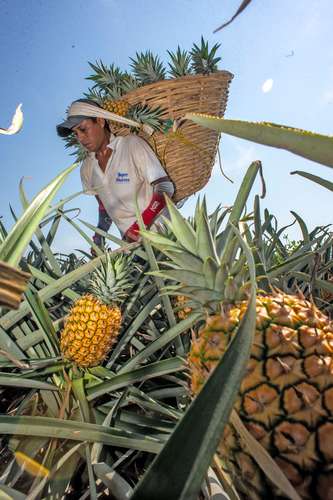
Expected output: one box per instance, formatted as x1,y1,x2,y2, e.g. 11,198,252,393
1,0,332,253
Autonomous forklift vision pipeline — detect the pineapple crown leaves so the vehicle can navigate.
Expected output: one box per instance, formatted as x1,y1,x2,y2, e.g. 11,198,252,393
102,86,124,101
129,51,166,84
89,252,133,305
87,60,126,96
63,134,88,162
120,72,141,93
190,36,222,74
167,46,192,78
141,197,236,307
127,104,166,131
83,88,105,105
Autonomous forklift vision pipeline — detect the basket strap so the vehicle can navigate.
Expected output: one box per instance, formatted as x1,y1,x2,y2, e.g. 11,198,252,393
68,102,154,135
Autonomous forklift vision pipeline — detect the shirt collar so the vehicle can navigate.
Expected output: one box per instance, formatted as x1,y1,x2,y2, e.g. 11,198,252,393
107,133,119,151
85,134,119,163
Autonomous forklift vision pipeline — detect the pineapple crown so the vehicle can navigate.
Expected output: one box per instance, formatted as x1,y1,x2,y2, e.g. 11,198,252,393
167,46,192,78
129,51,166,84
86,37,222,96
87,60,125,95
89,252,133,305
190,36,222,75
140,196,250,311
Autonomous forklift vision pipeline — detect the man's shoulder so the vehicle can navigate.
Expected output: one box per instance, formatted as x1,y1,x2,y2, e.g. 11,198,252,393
118,134,146,149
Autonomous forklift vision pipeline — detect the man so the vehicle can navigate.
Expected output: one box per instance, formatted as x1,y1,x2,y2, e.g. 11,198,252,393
56,99,174,247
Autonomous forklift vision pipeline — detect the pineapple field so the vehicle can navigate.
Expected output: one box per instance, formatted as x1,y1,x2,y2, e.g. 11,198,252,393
1,29,333,500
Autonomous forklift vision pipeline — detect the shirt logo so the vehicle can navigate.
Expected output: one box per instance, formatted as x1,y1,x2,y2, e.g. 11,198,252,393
116,172,130,183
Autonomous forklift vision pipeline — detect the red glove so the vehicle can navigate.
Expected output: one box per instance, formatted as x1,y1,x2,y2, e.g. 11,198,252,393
123,193,166,242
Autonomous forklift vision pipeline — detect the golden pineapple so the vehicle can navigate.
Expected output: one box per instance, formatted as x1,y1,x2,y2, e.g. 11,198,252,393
60,253,131,368
189,292,333,499
102,99,130,117
141,197,333,500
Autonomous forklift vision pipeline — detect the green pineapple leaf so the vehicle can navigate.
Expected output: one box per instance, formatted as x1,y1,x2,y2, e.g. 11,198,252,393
185,114,333,169
90,252,133,305
190,36,221,74
127,104,165,131
87,60,126,96
129,51,166,84
121,72,142,93
131,224,257,500
63,133,88,162
0,163,78,267
83,87,105,105
167,46,192,78
290,170,333,192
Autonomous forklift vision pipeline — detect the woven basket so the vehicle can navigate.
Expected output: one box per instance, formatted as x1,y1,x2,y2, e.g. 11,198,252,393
116,71,233,202
0,261,30,309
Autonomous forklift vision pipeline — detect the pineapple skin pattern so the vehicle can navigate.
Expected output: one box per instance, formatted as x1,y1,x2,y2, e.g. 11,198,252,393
103,99,130,117
189,292,333,499
60,293,121,367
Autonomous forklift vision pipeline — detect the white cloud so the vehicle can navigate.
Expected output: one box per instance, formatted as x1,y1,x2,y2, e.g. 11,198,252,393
262,79,273,93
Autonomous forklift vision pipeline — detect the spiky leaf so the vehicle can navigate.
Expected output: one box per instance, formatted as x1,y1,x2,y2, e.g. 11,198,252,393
167,46,192,78
130,51,166,84
190,36,221,75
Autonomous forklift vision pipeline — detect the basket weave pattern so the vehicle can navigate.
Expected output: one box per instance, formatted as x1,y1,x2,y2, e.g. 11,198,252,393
116,71,233,202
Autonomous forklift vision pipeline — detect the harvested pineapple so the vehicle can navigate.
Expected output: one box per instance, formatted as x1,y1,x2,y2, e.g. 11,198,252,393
142,197,333,499
60,253,131,367
102,99,130,117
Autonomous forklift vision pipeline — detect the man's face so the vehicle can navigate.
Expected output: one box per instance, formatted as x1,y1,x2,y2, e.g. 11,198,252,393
72,118,107,153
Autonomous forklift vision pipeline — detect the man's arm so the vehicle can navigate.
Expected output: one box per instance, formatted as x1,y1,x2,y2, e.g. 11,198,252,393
123,176,174,242
93,196,112,247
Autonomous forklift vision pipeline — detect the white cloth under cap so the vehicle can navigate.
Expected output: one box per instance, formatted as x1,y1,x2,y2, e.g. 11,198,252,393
68,102,154,135
80,134,168,235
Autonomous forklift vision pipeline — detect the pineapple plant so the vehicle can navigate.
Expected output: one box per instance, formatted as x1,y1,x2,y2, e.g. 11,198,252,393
142,195,333,499
190,36,222,74
60,252,132,367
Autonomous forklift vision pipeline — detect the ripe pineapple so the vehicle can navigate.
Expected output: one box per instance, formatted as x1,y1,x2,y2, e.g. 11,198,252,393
190,293,333,499
60,253,131,368
142,198,333,499
102,99,130,117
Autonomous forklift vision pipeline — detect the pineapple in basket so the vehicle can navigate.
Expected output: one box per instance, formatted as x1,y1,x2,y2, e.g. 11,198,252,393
102,98,130,117
60,253,132,368
142,198,333,500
